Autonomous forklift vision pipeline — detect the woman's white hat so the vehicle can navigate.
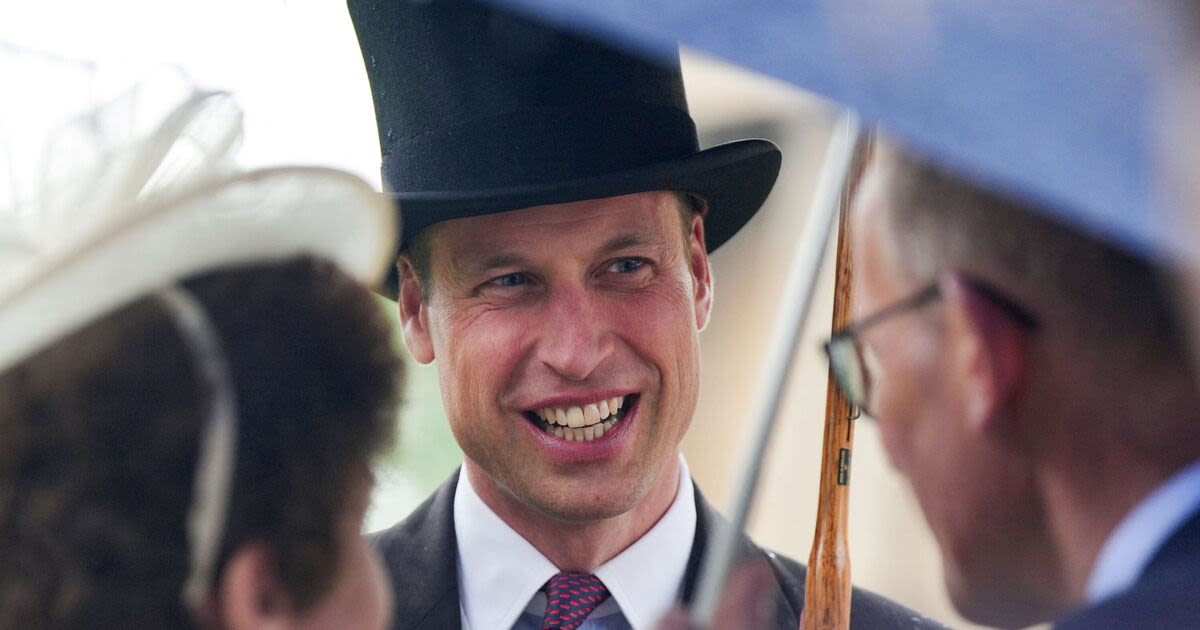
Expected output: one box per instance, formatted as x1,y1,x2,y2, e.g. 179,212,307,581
0,75,396,609
0,78,396,372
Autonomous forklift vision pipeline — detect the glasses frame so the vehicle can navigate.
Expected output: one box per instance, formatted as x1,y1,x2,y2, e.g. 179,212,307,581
823,279,1038,416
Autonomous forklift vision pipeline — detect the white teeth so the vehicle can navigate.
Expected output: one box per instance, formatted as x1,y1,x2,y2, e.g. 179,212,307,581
534,395,627,436
540,415,622,442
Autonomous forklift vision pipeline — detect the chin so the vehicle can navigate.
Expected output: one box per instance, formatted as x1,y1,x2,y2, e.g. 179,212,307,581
537,498,635,523
523,478,647,523
944,558,1058,629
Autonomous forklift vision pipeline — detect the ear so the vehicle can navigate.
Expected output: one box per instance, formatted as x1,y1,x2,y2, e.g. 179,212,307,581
215,543,295,630
396,256,435,364
687,213,714,330
939,273,1029,435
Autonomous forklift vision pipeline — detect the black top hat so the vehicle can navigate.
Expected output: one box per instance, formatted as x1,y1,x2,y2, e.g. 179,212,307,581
349,0,781,294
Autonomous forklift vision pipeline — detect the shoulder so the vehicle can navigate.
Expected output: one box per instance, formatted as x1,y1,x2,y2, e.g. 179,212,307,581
368,472,462,630
691,488,947,629
1055,589,1200,630
370,471,458,562
1055,563,1200,630
1057,510,1200,630
759,548,951,630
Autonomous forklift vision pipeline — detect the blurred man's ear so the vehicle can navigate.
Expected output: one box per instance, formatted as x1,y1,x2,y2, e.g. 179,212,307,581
939,273,1030,435
687,214,714,331
215,543,296,629
396,256,435,364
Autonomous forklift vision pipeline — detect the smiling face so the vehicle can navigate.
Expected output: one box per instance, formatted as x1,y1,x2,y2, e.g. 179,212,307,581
400,192,711,523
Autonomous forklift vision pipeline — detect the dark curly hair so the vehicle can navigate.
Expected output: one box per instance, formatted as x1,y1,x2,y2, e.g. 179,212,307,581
0,256,402,629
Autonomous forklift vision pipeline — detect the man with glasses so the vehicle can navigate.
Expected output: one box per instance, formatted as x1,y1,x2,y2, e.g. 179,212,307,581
825,139,1200,629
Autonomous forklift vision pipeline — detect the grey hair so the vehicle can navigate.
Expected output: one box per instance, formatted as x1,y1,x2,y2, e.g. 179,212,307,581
873,138,1188,373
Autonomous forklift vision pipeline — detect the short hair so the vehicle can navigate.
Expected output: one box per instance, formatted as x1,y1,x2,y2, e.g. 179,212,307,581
402,191,702,299
0,257,402,629
874,139,1189,374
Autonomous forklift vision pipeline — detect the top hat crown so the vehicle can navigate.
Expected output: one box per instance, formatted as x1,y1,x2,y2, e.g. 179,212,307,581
349,0,781,290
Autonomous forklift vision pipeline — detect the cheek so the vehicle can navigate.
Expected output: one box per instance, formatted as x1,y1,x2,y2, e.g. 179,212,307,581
614,274,698,346
870,333,946,473
339,537,393,630
870,362,921,471
432,306,531,406
613,280,701,383
364,543,394,630
299,533,393,630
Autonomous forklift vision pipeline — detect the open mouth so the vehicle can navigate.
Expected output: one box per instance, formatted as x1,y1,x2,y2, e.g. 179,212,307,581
524,394,637,443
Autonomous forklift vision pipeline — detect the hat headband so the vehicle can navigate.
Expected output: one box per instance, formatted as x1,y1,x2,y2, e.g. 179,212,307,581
158,286,238,610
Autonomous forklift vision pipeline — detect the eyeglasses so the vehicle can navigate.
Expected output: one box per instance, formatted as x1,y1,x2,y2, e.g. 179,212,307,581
823,281,1037,416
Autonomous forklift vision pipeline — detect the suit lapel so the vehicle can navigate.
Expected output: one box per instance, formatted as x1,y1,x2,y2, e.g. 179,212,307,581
375,473,802,630
372,470,463,630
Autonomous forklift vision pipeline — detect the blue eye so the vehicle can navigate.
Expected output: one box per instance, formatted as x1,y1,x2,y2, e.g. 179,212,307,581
611,258,646,273
492,272,528,287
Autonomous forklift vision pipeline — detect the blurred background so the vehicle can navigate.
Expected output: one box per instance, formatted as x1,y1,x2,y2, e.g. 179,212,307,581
2,1,985,627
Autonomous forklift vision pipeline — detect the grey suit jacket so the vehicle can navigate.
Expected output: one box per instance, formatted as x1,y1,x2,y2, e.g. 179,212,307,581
371,471,947,629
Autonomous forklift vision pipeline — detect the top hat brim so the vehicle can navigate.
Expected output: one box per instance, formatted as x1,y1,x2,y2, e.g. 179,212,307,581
376,138,780,299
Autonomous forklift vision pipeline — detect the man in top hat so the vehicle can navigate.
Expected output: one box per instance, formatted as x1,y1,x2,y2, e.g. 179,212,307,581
826,137,1200,629
348,2,945,628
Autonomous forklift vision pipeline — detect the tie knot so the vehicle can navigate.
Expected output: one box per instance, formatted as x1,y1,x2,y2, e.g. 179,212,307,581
540,572,611,630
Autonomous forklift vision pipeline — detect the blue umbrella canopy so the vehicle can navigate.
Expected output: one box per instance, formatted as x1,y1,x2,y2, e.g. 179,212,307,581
484,0,1196,262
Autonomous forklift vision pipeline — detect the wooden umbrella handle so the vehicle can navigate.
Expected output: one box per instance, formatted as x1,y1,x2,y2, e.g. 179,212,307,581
800,135,872,630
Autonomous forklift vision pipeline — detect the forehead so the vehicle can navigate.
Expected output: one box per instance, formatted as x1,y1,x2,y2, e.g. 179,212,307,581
850,159,913,306
852,160,896,251
430,191,681,261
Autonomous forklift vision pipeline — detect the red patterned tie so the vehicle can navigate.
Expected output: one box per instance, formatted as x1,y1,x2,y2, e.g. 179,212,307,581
540,572,611,630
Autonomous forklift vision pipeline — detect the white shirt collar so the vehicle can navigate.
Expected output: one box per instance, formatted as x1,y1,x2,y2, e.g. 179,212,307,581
454,455,696,630
1086,459,1200,603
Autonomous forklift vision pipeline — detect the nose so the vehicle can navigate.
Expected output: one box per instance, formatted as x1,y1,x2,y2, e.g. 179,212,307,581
537,285,612,381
